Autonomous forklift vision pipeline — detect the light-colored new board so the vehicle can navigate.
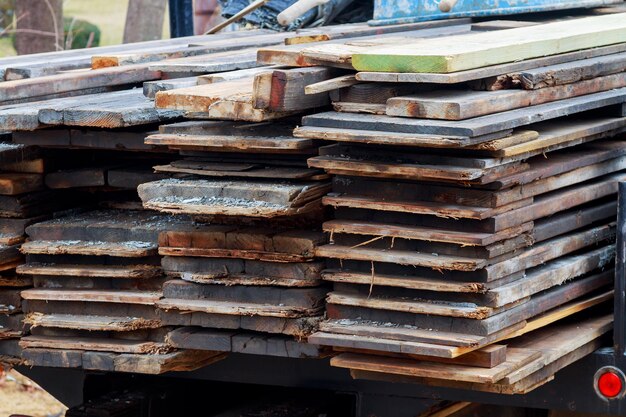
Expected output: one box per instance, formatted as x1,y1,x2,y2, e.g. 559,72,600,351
351,13,626,73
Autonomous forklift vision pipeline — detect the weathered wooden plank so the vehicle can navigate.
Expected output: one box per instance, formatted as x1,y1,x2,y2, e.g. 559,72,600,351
330,349,540,384
20,240,157,257
24,209,184,243
138,178,329,217
510,51,626,89
321,142,524,169
468,118,626,157
5,58,110,80
482,225,615,282
107,350,226,374
310,144,529,183
325,171,625,233
160,227,324,256
98,34,282,69
17,263,162,279
487,245,614,306
20,335,168,354
38,89,183,128
326,290,519,319
322,193,531,222
145,132,315,152
158,297,322,318
24,313,162,331
254,67,339,111
387,73,626,120
310,321,525,359
0,158,46,174
305,75,358,95
0,65,160,104
198,67,283,84
148,49,259,74
161,279,326,307
154,162,320,180
21,288,161,305
166,327,326,358
0,143,38,163
502,315,612,384
23,348,226,374
299,28,473,67
155,78,253,112
205,98,302,122
329,142,626,207
346,314,611,394
159,309,321,337
294,126,513,148
301,89,626,137
22,348,83,368
143,77,199,99
283,19,472,45
162,256,323,284
0,173,43,195
324,271,610,337
317,244,486,272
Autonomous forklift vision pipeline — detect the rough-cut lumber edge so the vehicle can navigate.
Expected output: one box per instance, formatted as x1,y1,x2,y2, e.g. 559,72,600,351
22,348,227,374
21,289,161,305
24,313,162,332
329,349,541,384
386,73,626,120
157,297,323,319
19,335,170,354
305,75,358,94
17,263,162,279
20,240,157,257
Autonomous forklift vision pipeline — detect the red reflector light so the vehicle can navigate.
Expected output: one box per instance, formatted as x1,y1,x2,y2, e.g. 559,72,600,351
598,371,623,398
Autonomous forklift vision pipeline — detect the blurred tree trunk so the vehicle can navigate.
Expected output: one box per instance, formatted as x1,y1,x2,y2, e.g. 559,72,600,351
123,0,167,43
194,0,222,35
15,0,63,54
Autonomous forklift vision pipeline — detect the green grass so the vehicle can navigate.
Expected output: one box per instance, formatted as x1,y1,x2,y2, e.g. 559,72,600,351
64,0,170,46
0,37,15,57
64,0,131,46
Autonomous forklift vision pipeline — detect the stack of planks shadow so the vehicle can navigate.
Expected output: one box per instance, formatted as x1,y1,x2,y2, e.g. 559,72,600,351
0,142,61,364
247,11,626,393
136,121,332,359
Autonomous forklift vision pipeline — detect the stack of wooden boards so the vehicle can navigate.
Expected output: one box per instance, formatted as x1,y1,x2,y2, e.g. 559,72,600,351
15,209,228,374
0,5,624,387
0,22,405,369
251,12,626,393
0,142,79,364
136,118,332,359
